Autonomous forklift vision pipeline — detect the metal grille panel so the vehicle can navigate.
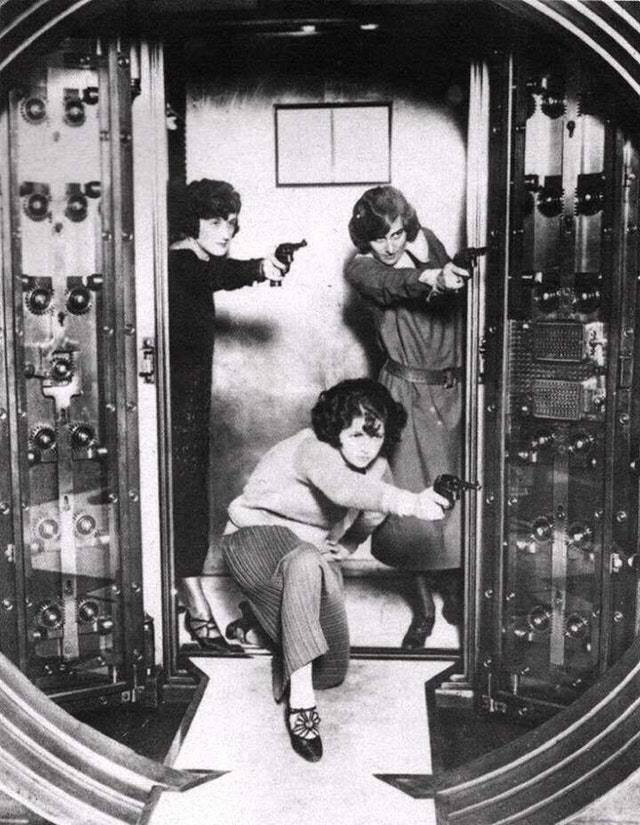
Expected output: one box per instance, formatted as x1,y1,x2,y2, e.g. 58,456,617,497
532,379,582,420
533,322,584,362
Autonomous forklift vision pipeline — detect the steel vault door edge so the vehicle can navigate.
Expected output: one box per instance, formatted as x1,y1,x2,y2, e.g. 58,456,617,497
475,45,640,725
0,38,147,707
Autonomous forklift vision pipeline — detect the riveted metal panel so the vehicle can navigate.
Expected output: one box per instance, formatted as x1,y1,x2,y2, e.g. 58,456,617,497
478,46,640,724
0,38,145,703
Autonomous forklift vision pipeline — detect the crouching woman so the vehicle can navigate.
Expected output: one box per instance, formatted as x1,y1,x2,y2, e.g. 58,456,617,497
220,378,448,763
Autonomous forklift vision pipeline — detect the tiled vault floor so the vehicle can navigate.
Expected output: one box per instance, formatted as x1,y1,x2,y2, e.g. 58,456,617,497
147,656,453,825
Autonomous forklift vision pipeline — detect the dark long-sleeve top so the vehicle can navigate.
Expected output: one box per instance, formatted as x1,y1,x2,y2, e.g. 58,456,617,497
345,227,463,371
168,246,264,577
169,248,263,375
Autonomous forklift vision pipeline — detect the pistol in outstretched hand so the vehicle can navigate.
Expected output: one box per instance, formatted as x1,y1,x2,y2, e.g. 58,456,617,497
452,246,487,271
433,473,481,510
270,239,308,286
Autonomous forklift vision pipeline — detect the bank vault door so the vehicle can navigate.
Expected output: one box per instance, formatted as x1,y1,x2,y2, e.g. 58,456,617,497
477,52,640,722
0,41,146,703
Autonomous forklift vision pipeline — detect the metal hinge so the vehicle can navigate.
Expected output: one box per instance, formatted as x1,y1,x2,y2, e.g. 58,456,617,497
139,337,155,384
482,694,508,714
610,552,624,574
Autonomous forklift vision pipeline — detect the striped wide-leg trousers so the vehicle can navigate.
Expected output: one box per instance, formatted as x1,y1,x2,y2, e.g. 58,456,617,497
221,525,350,701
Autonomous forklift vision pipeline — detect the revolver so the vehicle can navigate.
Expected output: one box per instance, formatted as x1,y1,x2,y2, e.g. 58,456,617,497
271,239,307,286
433,473,481,510
452,246,487,270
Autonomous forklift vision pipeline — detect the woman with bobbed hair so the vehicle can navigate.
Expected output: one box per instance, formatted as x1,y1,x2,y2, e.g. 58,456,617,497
346,185,469,650
169,178,286,652
168,178,242,244
348,185,421,253
220,378,448,762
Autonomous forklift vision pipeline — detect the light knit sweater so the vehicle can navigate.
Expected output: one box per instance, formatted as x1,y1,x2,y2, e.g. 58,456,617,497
226,428,425,556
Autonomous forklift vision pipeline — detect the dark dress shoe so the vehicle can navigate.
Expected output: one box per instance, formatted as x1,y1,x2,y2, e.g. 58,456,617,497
184,613,242,653
402,614,435,649
286,707,323,762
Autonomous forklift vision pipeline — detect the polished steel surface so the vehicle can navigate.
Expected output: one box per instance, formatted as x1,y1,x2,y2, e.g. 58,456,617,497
0,648,214,825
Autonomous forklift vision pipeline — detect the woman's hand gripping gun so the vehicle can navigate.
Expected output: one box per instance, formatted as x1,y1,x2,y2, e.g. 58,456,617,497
270,239,307,286
433,474,481,511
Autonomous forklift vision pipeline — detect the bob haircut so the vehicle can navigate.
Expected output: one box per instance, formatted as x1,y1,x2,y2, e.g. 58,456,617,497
168,178,241,242
311,378,407,458
348,185,420,253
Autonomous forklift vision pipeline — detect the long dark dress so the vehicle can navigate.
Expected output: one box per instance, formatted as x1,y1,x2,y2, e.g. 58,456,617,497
345,227,464,571
169,247,262,579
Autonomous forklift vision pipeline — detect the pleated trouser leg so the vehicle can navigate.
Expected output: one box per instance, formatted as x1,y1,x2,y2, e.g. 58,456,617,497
222,525,349,701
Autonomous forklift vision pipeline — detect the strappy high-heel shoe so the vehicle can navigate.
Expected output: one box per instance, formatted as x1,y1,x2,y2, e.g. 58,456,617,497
286,705,323,762
184,613,242,653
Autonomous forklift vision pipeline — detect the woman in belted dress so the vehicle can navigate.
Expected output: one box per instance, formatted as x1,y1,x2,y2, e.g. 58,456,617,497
345,186,469,649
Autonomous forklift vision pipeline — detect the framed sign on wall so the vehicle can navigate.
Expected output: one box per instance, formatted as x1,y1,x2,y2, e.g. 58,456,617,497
274,102,392,186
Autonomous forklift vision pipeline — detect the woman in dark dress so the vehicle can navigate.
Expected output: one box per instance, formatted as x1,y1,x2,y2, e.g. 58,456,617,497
345,186,469,649
168,178,285,649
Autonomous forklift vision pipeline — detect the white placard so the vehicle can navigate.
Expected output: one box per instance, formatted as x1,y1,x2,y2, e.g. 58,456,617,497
276,104,390,185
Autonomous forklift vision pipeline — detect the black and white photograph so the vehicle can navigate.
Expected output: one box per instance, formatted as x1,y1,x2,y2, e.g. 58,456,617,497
1,1,640,824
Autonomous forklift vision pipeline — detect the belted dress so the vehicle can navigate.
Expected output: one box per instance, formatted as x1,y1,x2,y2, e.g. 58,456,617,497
345,227,464,571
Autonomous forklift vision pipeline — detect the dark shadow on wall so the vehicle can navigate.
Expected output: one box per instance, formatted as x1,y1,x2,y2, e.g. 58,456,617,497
213,313,275,346
209,313,313,536
209,392,313,536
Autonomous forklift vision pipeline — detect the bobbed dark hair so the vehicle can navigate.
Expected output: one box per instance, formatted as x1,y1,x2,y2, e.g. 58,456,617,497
168,178,241,242
311,378,407,457
348,185,420,253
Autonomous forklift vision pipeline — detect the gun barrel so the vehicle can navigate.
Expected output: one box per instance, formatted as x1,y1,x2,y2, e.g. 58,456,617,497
452,246,487,268
276,239,307,254
275,239,307,263
433,474,481,508
461,479,481,491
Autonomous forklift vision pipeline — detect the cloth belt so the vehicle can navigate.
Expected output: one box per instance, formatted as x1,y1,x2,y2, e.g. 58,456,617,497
383,358,463,387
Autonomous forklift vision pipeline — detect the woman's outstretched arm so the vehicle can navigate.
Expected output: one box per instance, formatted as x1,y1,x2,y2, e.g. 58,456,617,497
297,439,446,521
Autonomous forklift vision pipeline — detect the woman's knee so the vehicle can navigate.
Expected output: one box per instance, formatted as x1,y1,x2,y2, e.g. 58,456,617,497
280,544,322,580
